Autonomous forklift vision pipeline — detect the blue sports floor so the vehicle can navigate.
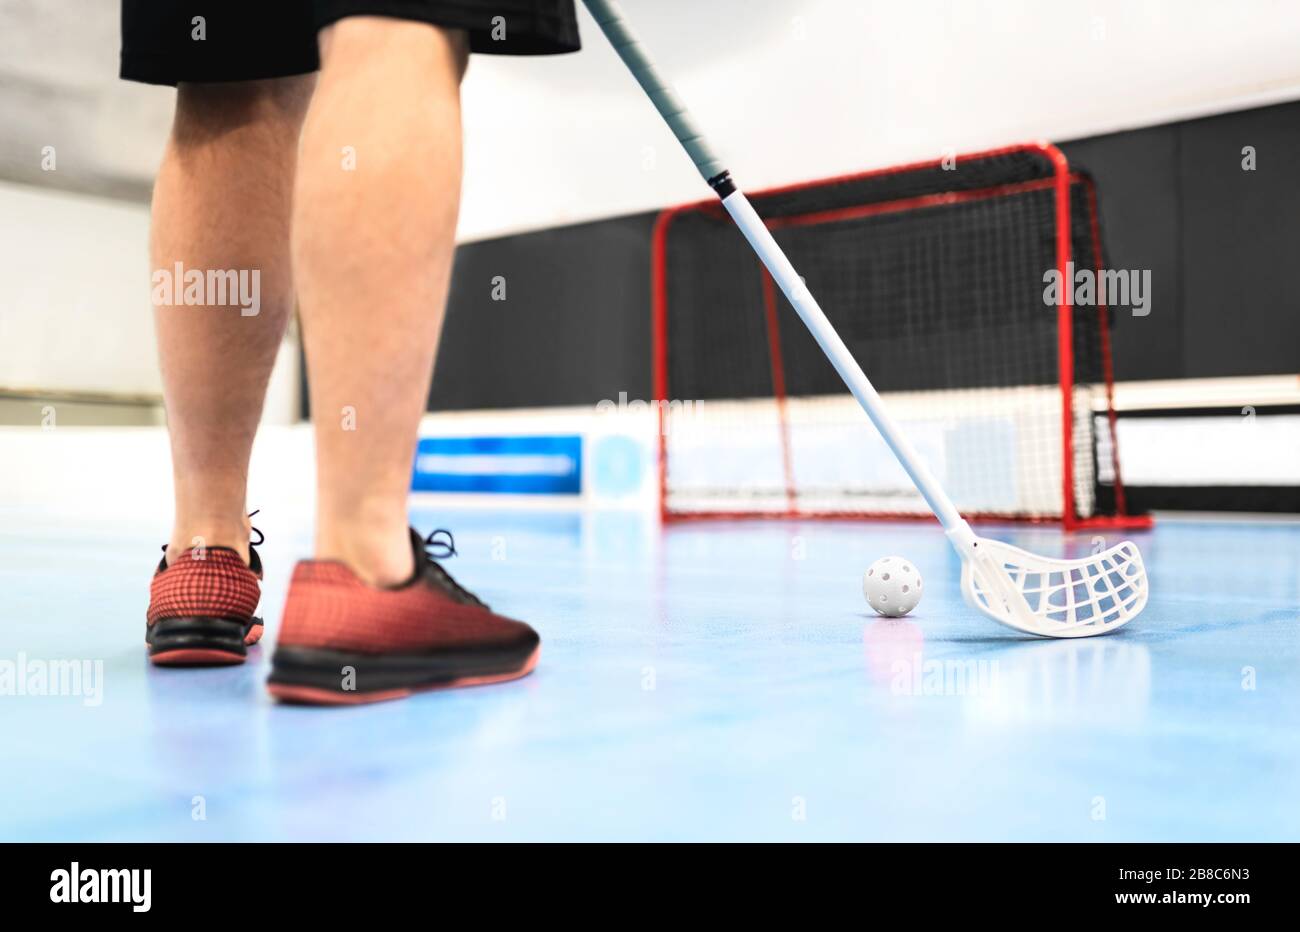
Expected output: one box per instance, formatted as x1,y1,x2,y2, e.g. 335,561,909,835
2,509,1297,841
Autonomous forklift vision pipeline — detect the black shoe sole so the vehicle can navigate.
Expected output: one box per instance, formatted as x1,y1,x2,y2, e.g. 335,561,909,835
147,616,260,666
266,637,540,705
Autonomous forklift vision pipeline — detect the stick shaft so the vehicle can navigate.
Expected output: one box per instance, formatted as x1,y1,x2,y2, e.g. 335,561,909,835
583,0,724,181
584,0,966,531
720,193,964,529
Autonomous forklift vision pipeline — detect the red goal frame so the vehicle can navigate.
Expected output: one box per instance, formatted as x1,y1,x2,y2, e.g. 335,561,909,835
650,142,1152,531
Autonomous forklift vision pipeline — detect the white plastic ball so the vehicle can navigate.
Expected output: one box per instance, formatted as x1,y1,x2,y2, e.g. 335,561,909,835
863,555,923,617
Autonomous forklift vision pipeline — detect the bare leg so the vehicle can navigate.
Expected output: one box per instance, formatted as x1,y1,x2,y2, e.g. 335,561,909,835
293,17,469,586
152,77,314,563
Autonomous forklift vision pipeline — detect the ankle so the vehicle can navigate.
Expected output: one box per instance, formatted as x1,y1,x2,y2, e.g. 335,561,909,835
315,523,414,587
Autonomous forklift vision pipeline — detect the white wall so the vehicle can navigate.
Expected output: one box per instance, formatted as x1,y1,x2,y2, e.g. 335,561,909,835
457,0,1300,240
0,180,299,417
0,181,156,394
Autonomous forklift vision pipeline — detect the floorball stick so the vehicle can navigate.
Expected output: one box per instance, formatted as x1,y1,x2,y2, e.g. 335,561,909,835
584,0,1148,636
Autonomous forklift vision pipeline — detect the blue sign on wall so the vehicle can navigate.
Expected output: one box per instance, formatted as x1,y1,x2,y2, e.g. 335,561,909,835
411,435,582,495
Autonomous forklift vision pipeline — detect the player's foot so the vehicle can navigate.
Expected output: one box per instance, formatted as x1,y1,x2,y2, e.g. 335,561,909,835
146,526,265,666
267,528,539,705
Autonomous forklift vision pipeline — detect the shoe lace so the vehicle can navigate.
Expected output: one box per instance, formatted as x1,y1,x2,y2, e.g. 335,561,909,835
246,509,265,545
424,528,457,559
158,509,264,559
422,529,486,607
247,509,264,548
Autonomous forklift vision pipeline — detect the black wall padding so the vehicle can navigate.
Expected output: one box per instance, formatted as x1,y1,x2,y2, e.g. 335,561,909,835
427,213,656,411
424,100,1300,414
1061,100,1300,381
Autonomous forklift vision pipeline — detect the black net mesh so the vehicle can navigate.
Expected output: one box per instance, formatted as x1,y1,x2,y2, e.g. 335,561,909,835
658,148,1119,520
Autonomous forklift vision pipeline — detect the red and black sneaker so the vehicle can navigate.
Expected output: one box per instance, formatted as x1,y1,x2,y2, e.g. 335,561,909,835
146,524,265,666
267,529,540,705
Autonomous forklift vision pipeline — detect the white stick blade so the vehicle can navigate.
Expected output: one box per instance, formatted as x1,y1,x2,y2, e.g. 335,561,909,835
960,537,1148,638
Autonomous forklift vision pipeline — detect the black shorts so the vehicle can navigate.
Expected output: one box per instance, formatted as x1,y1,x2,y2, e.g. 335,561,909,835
120,0,581,86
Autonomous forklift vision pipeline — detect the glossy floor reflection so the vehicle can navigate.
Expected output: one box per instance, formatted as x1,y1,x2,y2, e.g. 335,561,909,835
1,509,1297,840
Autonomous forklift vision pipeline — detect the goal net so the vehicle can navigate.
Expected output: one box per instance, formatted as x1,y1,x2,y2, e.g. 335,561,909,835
653,143,1148,529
